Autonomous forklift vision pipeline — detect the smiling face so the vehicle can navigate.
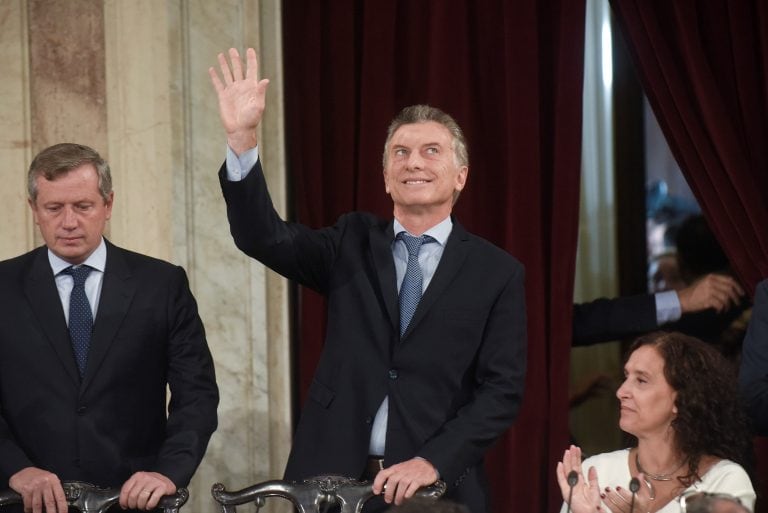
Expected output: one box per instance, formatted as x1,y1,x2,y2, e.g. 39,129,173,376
383,121,468,219
29,163,113,264
616,344,678,439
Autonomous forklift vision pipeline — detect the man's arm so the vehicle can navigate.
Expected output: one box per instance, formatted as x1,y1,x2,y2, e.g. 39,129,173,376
118,266,218,509
739,279,768,434
572,273,744,346
151,266,219,484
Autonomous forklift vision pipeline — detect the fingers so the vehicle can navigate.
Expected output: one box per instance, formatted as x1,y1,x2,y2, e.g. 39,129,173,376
120,472,177,510
211,47,257,89
245,47,260,80
679,273,744,313
9,467,67,513
208,66,224,94
372,458,438,505
228,48,245,81
43,484,68,513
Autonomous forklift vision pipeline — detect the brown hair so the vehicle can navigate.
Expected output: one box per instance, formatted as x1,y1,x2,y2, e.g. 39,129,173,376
628,331,752,485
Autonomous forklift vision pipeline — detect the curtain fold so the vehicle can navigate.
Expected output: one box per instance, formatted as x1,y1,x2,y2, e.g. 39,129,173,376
610,2,768,511
610,0,768,294
283,2,586,511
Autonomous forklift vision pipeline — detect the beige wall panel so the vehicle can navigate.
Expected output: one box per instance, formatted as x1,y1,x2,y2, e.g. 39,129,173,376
104,0,176,261
181,2,292,510
27,0,107,156
0,0,33,260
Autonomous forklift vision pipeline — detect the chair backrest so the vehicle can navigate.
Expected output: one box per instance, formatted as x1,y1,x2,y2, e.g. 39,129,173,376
0,481,188,513
212,475,446,513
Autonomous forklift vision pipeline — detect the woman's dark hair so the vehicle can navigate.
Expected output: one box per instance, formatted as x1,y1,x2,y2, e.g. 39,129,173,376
628,331,752,486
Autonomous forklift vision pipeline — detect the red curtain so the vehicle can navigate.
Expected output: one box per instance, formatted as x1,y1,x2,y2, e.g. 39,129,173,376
282,2,586,512
610,1,768,510
610,0,768,295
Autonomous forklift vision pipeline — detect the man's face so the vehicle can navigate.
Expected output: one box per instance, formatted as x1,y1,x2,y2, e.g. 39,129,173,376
29,163,113,264
383,121,467,215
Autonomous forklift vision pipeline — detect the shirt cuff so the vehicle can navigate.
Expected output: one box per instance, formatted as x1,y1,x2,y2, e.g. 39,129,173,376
225,145,259,181
655,290,682,325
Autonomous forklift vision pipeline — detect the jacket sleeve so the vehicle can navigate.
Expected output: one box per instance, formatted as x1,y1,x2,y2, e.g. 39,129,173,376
739,279,768,435
572,294,658,347
150,266,219,487
218,159,341,294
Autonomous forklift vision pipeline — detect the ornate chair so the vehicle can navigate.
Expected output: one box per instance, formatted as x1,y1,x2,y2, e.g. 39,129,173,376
212,475,446,513
0,481,188,513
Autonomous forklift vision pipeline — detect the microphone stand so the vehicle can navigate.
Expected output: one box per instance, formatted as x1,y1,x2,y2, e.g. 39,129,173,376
629,477,640,513
566,470,578,513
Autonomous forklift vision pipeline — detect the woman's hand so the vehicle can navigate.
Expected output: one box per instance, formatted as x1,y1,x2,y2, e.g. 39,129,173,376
602,473,653,513
556,445,604,513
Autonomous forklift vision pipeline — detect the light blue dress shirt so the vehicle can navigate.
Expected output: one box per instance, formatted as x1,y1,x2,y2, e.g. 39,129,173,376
50,238,107,323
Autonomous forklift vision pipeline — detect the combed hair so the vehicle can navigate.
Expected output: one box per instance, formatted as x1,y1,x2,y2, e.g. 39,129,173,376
382,105,469,168
28,143,112,202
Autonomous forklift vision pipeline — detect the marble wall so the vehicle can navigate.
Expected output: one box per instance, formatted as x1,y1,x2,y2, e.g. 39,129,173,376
0,1,291,511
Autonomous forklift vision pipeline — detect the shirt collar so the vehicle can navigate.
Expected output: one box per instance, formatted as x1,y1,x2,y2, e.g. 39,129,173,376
48,238,107,275
393,216,453,246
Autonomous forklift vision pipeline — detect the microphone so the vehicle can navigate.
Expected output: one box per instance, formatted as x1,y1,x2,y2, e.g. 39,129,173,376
566,471,578,513
629,477,640,513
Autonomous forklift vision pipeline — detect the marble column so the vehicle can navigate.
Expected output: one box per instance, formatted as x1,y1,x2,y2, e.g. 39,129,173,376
0,0,34,259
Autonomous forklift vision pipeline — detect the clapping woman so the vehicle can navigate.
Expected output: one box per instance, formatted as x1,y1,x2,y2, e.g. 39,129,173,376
557,332,755,513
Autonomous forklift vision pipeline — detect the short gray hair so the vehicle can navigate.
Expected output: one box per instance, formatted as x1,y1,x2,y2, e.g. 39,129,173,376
382,105,469,168
28,143,112,202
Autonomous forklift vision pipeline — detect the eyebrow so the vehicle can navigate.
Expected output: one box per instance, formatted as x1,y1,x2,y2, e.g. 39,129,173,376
624,367,651,378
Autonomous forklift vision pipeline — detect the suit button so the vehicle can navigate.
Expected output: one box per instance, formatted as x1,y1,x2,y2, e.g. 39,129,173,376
76,406,86,415
388,369,399,380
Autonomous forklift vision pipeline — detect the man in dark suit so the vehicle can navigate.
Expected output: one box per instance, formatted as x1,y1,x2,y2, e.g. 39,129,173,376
209,48,526,513
0,143,219,513
739,278,768,434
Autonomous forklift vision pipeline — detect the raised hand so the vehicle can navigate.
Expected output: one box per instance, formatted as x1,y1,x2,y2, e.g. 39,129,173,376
556,445,603,513
208,47,270,155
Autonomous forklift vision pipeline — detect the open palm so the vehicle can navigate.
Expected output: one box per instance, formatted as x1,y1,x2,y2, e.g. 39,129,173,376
209,48,270,154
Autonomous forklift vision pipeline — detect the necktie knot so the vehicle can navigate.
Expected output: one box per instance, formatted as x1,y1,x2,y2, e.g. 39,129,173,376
397,232,435,257
62,265,93,287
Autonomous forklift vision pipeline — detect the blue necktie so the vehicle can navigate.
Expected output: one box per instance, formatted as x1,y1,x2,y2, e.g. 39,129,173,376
398,233,433,335
61,265,94,377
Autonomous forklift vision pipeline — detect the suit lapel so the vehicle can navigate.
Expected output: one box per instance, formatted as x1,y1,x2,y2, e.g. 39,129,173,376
81,241,135,393
369,221,399,334
23,248,81,385
401,220,471,340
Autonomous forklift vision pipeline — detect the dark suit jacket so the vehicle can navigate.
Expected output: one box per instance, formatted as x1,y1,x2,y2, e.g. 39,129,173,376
572,294,658,346
219,161,527,513
739,279,768,434
0,241,218,488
